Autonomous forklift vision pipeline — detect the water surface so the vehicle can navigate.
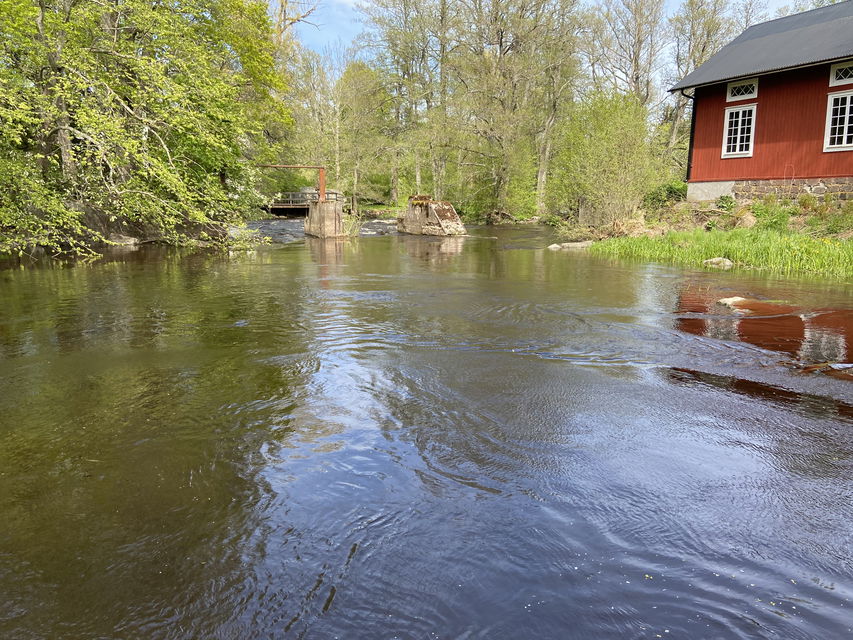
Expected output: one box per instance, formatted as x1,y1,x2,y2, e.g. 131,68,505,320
1,225,852,638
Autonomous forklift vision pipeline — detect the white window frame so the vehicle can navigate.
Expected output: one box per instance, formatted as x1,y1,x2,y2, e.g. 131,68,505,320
726,78,758,102
829,60,853,88
721,103,757,158
823,89,853,152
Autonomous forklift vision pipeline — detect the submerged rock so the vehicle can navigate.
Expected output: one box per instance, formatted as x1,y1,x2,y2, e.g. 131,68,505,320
108,233,140,246
703,257,733,269
717,296,748,309
547,241,593,250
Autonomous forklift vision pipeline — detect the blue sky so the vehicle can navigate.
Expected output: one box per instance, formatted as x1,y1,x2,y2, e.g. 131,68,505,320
291,0,795,53
293,0,363,53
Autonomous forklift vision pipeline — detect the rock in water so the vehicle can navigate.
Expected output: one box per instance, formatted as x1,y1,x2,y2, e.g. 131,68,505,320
547,243,562,250
108,233,140,246
703,257,733,269
717,296,748,309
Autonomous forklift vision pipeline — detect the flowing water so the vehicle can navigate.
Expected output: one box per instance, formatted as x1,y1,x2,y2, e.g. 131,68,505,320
1,223,852,639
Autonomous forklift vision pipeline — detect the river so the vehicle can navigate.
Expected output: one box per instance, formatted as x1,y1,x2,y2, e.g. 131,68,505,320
1,222,852,639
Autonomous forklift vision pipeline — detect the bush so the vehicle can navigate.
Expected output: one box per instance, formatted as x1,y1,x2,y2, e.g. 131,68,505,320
806,202,853,235
644,180,688,212
554,221,598,241
798,193,818,212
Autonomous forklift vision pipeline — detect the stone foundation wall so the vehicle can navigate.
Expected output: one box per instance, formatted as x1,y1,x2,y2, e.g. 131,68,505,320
397,196,466,236
733,177,853,201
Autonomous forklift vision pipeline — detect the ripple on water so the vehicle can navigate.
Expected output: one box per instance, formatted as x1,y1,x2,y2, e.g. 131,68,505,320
1,231,852,639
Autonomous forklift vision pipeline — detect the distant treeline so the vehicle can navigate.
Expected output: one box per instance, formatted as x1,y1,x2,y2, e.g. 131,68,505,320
0,0,839,256
285,0,814,223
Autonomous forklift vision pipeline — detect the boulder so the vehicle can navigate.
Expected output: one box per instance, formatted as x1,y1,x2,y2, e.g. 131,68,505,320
703,257,733,269
547,243,562,250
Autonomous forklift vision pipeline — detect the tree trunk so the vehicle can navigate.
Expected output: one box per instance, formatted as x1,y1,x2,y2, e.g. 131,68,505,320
390,151,399,205
432,155,441,201
667,98,686,151
415,157,422,195
535,137,552,216
334,104,341,185
536,112,556,216
352,163,359,214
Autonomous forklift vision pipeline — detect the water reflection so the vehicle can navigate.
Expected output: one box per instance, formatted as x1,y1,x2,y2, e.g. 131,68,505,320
400,235,466,263
676,283,853,364
306,236,348,267
668,367,853,420
2,234,853,638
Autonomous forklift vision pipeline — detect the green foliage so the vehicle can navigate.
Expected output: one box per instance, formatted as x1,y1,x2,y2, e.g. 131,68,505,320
0,0,288,256
752,196,793,232
715,195,736,213
540,213,564,227
797,193,818,212
552,92,663,227
554,222,598,241
505,168,538,220
591,229,853,277
644,180,688,212
342,211,365,236
805,200,853,236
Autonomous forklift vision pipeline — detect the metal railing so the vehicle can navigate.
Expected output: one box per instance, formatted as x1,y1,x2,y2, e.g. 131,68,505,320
269,191,346,207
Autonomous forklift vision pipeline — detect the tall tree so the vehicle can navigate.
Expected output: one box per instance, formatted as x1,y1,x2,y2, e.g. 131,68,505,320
585,0,667,106
666,0,732,154
1,0,288,256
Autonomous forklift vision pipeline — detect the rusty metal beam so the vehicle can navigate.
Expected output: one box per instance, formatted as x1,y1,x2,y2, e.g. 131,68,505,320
257,165,328,202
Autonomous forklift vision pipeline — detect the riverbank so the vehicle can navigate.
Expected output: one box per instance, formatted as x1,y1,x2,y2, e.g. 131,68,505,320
569,195,853,278
590,229,853,278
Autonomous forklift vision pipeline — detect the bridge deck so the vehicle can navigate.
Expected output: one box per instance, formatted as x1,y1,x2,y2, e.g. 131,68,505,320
270,192,345,207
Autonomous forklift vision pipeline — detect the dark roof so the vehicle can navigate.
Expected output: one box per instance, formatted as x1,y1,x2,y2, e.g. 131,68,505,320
671,0,853,91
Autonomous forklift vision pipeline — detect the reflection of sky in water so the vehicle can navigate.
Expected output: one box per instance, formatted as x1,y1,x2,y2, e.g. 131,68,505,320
0,230,852,638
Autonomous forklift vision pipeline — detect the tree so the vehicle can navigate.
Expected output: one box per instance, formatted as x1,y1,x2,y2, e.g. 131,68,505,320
731,0,768,32
665,0,732,156
0,0,288,257
585,0,667,106
552,92,662,227
336,61,393,212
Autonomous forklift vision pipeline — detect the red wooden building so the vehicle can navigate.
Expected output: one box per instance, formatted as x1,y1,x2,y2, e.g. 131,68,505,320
671,1,853,202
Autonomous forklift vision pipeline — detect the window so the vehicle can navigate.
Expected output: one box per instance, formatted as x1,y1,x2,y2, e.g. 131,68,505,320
722,104,756,158
726,78,758,102
829,61,853,88
824,90,853,152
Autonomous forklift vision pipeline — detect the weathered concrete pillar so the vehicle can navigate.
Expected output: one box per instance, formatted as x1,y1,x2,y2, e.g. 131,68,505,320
397,195,466,236
304,200,345,238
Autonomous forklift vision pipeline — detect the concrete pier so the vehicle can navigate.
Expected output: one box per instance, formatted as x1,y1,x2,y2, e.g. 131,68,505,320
397,195,466,236
304,199,345,238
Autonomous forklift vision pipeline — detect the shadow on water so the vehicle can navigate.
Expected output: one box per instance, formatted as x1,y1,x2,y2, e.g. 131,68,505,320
1,229,853,638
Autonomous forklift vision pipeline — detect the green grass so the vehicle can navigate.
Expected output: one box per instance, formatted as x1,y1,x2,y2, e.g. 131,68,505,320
589,229,853,278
